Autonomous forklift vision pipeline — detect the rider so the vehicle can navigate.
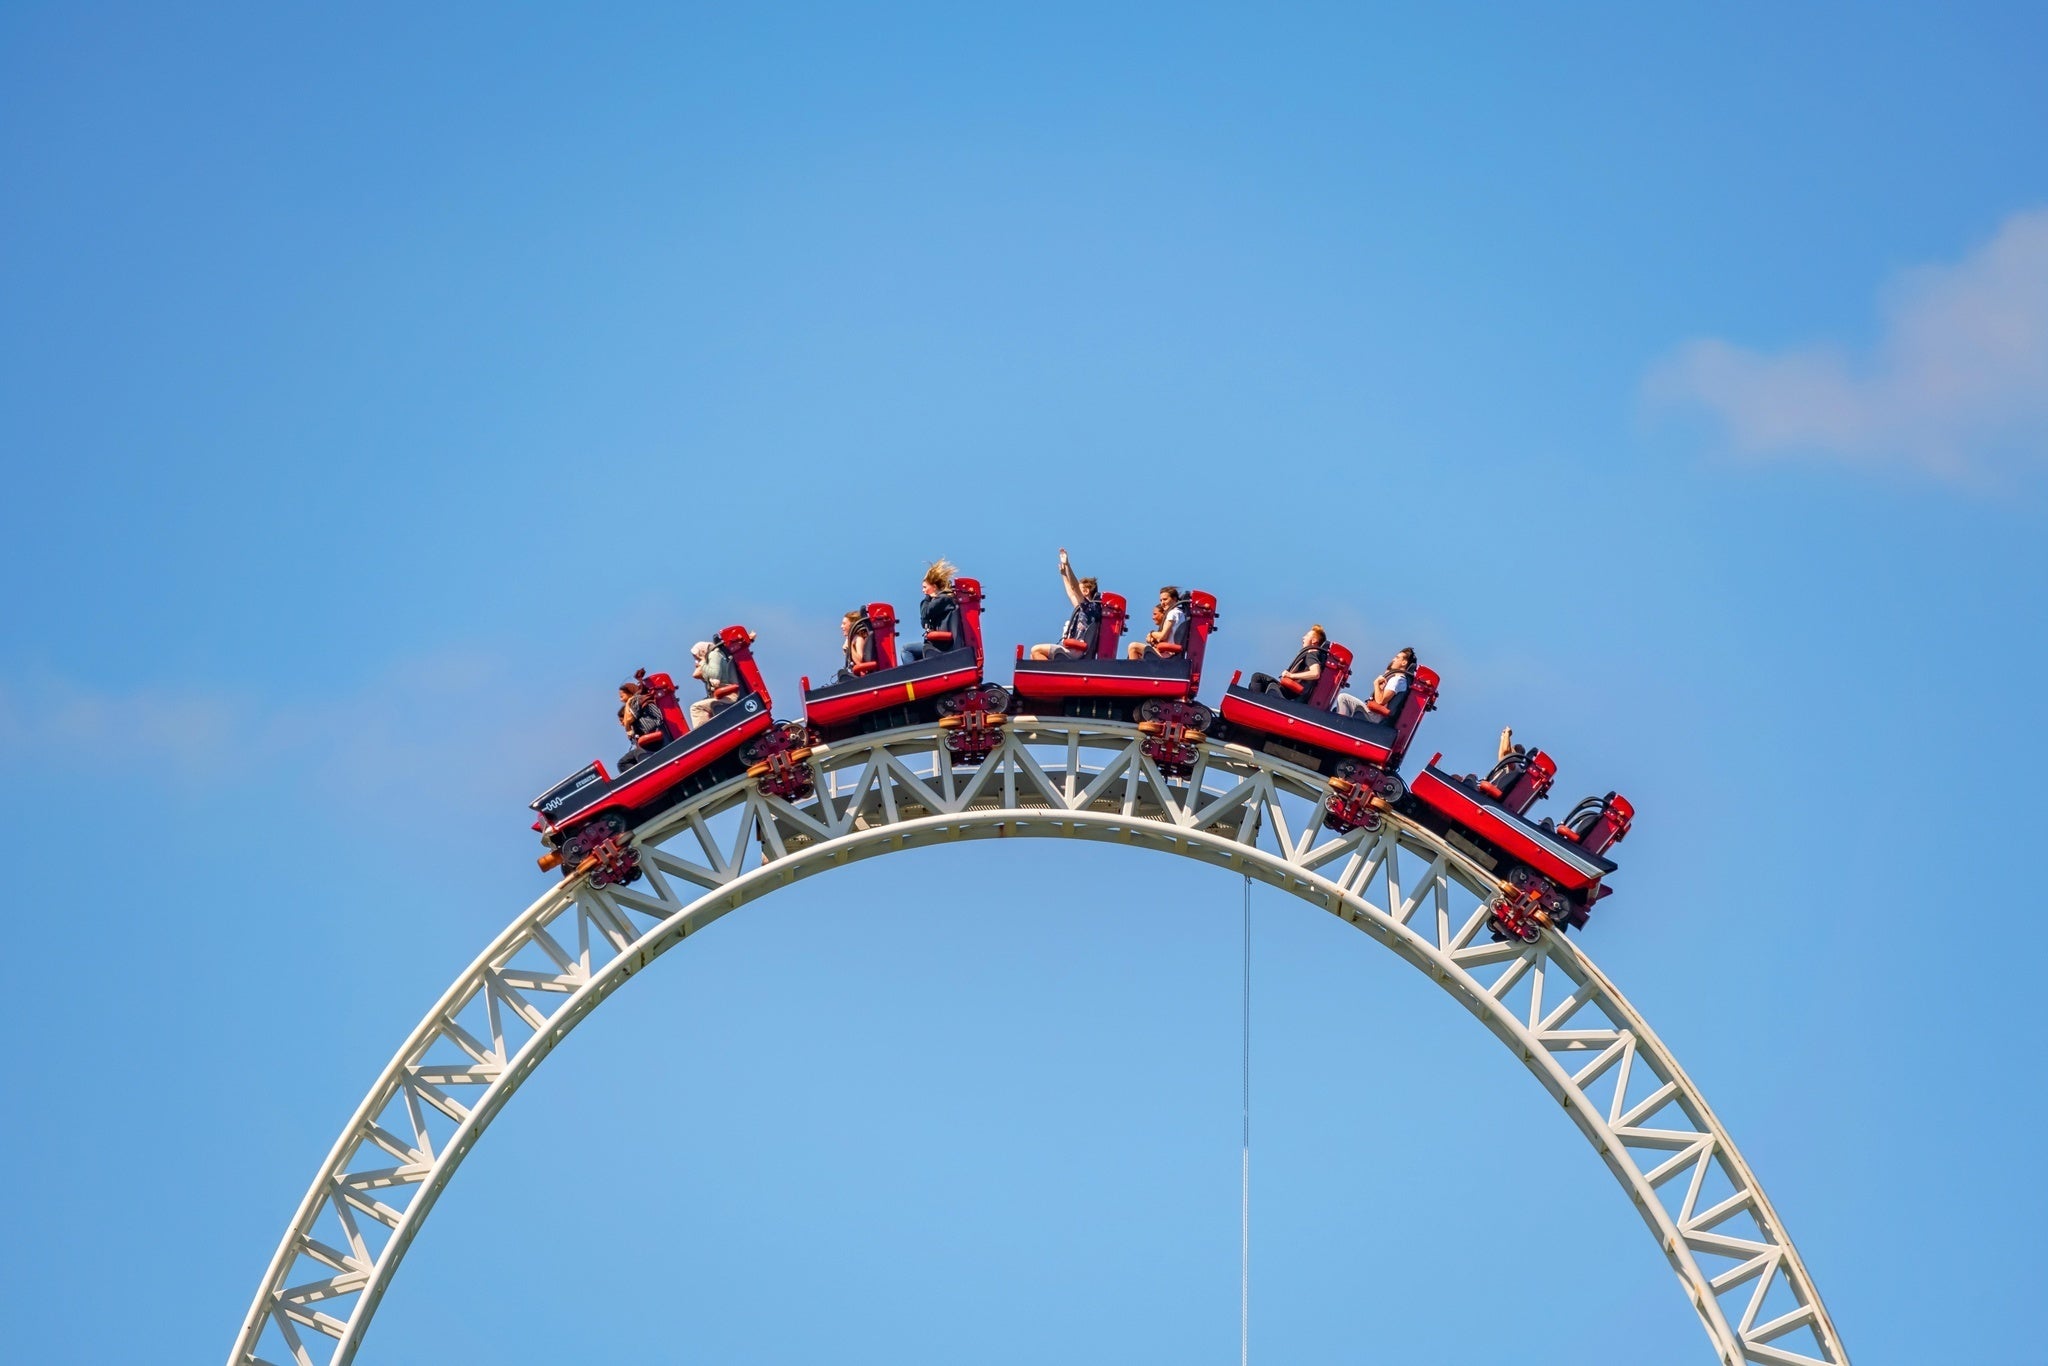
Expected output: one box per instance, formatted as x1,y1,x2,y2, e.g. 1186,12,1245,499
1335,647,1416,718
688,637,739,728
901,558,962,663
1247,625,1327,697
833,609,875,683
1477,725,1532,799
616,679,670,771
1126,585,1186,660
1028,548,1101,660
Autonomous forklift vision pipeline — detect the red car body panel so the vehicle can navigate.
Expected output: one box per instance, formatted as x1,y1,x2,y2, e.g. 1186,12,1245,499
800,578,988,729
1219,656,1439,768
1011,589,1218,704
531,624,773,838
1408,755,1613,892
1220,684,1396,763
554,698,772,832
803,655,984,726
1009,665,1196,703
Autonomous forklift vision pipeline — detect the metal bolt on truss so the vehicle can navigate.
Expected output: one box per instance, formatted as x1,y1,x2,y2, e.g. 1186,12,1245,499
230,718,1850,1366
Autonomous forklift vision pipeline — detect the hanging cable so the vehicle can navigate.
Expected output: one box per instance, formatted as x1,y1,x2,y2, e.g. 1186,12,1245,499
1240,872,1252,1366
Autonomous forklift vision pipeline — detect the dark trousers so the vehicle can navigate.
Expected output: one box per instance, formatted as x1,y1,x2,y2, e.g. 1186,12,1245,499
619,737,664,771
1246,671,1285,696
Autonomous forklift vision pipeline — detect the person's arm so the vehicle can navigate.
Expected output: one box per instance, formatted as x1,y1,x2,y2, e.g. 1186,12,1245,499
1058,548,1082,607
1498,726,1514,760
1287,659,1322,683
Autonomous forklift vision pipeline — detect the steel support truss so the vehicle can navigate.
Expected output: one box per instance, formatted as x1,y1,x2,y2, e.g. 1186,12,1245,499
230,718,1850,1366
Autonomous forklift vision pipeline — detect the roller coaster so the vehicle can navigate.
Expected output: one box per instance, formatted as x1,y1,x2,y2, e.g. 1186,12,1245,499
230,567,1851,1366
529,577,1631,947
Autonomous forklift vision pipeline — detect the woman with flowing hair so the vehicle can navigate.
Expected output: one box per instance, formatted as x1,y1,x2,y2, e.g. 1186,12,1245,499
902,557,963,662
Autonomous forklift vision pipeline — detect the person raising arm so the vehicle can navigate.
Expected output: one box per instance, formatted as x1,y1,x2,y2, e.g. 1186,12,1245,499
1029,548,1101,661
1471,725,1532,798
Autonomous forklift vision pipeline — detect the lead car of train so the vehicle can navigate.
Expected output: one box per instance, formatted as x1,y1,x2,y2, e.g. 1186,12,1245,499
527,573,1636,943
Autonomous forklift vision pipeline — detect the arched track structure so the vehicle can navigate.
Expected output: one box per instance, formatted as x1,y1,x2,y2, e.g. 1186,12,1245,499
231,717,1850,1366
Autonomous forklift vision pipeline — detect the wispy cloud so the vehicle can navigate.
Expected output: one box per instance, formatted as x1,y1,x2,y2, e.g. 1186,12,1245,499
1647,208,2048,481
0,680,253,784
0,652,593,817
0,599,840,828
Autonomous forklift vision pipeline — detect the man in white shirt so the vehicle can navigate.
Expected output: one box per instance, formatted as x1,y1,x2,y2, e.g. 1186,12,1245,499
1335,648,1417,719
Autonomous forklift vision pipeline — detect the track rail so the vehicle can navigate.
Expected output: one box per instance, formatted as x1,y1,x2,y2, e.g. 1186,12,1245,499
229,718,1849,1366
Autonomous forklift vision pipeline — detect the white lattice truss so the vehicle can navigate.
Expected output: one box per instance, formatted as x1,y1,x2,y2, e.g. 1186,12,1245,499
230,718,1850,1366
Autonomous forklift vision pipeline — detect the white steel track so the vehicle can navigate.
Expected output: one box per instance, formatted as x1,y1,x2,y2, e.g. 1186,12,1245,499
229,717,1850,1366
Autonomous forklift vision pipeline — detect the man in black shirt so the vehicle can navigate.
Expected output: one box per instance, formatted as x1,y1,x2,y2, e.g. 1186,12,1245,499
1247,625,1328,699
1028,548,1101,661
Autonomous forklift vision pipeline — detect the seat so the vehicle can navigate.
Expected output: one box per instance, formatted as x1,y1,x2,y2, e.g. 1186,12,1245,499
952,578,987,664
1368,675,1415,721
1388,665,1440,763
1303,645,1351,711
1094,594,1130,659
1499,751,1556,816
865,603,901,669
1178,590,1219,689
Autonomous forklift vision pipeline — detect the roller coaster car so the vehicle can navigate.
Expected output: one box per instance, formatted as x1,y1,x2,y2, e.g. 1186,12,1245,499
800,579,1006,750
1010,590,1219,776
1217,650,1442,834
1402,753,1634,941
529,626,787,887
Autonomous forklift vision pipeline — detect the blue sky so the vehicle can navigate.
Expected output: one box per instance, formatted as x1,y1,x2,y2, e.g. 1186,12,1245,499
4,4,2045,1363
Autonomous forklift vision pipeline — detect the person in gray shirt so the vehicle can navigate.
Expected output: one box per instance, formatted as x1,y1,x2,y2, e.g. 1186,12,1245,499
688,638,739,729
